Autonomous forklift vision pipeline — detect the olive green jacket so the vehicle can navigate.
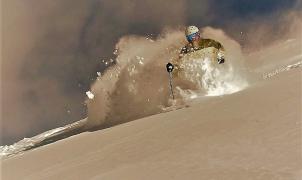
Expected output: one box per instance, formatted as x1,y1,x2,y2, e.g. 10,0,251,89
171,38,225,76
180,38,225,55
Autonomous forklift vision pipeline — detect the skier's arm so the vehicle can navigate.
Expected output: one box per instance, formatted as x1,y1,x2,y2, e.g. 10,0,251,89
203,39,226,64
216,41,225,51
170,47,187,73
166,46,186,73
179,46,188,57
214,41,226,64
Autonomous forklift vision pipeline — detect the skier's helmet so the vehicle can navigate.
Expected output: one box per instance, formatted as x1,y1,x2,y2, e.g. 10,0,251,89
185,26,200,42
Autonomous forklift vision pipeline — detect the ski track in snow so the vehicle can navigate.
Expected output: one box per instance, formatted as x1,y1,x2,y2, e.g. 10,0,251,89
0,119,87,159
262,60,302,79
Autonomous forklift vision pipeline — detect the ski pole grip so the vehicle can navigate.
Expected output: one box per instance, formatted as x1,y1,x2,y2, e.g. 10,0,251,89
166,63,174,72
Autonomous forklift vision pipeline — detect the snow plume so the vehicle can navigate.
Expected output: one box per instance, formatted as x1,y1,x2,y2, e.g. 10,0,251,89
86,30,184,127
86,27,248,128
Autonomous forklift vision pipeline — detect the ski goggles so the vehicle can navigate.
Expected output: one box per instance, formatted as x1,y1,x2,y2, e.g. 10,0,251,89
186,32,200,42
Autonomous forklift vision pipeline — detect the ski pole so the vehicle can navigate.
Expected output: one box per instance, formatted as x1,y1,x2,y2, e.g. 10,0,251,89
168,72,175,99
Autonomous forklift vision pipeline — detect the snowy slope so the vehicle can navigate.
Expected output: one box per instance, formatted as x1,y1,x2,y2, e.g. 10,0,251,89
1,27,301,179
2,64,301,180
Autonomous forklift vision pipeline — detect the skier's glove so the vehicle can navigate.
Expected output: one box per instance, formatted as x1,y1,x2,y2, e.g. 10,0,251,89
217,50,225,64
166,63,174,72
217,57,225,64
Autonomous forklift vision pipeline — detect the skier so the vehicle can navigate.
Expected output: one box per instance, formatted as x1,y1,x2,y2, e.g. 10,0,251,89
166,25,225,74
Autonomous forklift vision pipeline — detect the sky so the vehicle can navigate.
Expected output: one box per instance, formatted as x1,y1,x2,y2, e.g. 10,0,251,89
1,0,301,145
